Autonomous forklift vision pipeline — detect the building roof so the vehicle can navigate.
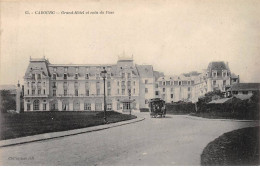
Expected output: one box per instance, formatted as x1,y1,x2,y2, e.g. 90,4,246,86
208,97,232,104
136,65,154,78
207,61,229,71
227,83,260,92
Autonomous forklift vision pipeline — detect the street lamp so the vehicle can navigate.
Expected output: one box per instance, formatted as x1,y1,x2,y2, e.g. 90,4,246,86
101,67,107,123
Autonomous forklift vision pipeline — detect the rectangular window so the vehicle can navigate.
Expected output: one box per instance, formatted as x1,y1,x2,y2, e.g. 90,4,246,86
74,82,78,88
188,87,191,92
64,74,67,80
43,89,45,95
133,81,135,86
117,81,120,86
223,80,226,85
32,74,35,80
107,81,111,88
38,89,41,95
107,103,112,110
32,90,35,95
75,89,78,96
163,82,166,86
127,73,131,78
171,94,173,98
37,74,41,80
171,88,173,92
53,90,56,96
84,103,91,110
145,80,148,84
163,88,165,92
155,83,158,88
85,82,89,88
64,90,67,96
27,104,31,111
174,81,178,85
117,89,120,94
145,88,148,93
155,91,159,96
97,89,100,95
96,81,100,88
122,89,125,95
122,73,125,78
134,88,135,94
127,81,131,87
43,104,47,111
95,103,102,111
63,82,67,88
28,90,29,95
108,89,111,96
52,82,56,88
166,81,170,85
121,81,125,87
191,81,194,85
53,74,56,80
86,89,89,96
117,103,121,110
213,80,216,85
75,73,78,79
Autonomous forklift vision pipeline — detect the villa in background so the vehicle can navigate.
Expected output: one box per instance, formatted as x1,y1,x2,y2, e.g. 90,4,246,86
23,54,239,112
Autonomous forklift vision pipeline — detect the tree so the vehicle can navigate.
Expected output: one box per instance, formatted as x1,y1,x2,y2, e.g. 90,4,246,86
0,90,16,113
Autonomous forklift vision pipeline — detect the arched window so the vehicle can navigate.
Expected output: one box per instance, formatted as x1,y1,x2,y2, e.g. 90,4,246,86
33,100,40,110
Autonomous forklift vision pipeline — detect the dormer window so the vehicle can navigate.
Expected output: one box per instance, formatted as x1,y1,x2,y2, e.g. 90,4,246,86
64,73,67,80
64,67,68,72
54,67,57,72
75,67,79,72
75,73,78,79
85,67,89,71
85,73,89,79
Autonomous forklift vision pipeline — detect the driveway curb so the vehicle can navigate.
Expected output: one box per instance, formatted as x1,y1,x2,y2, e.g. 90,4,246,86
180,115,259,122
0,116,145,148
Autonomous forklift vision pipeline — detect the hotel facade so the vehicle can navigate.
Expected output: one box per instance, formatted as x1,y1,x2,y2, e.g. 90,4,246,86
23,56,239,112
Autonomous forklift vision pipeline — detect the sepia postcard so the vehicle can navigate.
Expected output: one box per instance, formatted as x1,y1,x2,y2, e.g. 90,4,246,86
0,0,259,166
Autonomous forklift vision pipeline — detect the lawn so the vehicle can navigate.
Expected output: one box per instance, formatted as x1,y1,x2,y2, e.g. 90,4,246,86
0,111,136,140
201,126,259,166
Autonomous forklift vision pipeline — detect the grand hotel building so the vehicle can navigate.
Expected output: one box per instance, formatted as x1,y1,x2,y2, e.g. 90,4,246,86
23,56,239,112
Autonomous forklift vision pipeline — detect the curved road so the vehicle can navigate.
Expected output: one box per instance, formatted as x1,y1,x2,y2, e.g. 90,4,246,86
0,113,258,166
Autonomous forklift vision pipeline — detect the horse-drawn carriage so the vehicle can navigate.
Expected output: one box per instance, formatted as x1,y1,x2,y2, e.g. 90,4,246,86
148,98,166,118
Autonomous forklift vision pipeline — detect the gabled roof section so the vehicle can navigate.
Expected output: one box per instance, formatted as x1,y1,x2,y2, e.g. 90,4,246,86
136,65,154,78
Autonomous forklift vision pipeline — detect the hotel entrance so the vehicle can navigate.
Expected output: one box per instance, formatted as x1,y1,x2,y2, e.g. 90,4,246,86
123,102,131,112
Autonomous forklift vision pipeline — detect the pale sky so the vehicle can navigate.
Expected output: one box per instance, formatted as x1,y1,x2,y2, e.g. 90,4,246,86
1,0,260,85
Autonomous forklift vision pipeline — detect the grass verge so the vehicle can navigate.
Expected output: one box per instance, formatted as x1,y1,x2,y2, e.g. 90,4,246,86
0,111,136,140
201,126,259,166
